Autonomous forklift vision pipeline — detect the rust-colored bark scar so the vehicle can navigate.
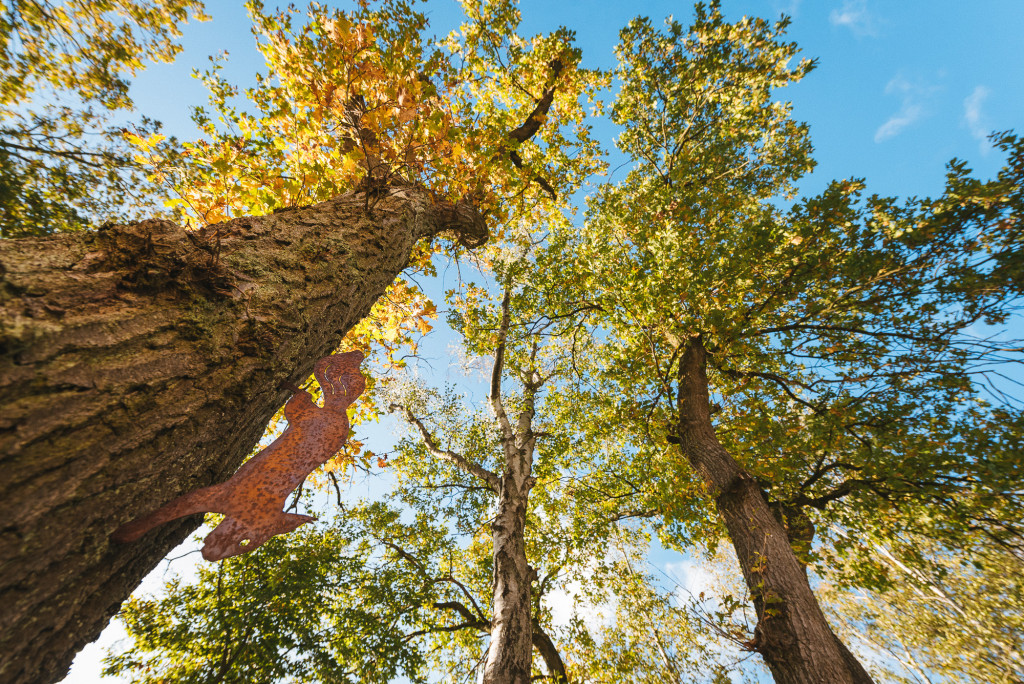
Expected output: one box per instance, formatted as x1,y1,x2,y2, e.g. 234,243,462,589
112,351,366,561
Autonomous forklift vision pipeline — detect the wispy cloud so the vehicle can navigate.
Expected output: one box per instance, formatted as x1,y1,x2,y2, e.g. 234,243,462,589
771,0,802,17
830,0,879,37
874,75,933,143
963,85,993,154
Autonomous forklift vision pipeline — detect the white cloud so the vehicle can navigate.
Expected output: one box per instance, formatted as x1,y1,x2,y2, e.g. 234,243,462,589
830,0,879,37
874,75,933,143
963,85,993,154
666,559,715,597
874,104,923,142
772,0,802,16
546,579,614,629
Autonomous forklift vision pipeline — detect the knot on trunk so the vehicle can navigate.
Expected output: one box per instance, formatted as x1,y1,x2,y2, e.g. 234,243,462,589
439,197,488,248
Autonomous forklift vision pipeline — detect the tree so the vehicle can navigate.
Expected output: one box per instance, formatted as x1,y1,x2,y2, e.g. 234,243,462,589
0,186,485,684
385,258,582,683
0,0,209,236
0,0,604,681
541,5,1023,684
104,490,584,684
103,246,705,684
821,528,1024,683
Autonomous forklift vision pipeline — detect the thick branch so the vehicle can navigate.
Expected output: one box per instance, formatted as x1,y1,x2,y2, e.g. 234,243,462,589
532,621,569,683
502,57,566,200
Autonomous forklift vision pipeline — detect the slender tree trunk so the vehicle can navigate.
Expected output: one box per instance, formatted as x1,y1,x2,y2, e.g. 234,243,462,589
532,622,569,683
484,468,535,684
482,288,541,684
672,336,874,684
0,185,485,684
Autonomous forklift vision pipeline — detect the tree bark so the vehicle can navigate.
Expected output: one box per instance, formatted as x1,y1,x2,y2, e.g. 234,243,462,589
482,286,538,684
484,473,534,684
0,185,486,684
673,336,875,684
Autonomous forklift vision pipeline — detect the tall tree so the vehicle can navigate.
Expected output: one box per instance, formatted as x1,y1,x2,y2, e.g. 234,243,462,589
387,263,577,684
543,5,1023,683
0,0,603,681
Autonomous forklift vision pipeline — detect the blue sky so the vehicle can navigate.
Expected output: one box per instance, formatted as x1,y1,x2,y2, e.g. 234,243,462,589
126,0,1024,200
65,1,1023,681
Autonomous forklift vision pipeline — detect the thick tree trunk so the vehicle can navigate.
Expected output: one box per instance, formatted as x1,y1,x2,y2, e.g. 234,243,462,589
673,336,874,684
484,473,535,684
0,185,485,684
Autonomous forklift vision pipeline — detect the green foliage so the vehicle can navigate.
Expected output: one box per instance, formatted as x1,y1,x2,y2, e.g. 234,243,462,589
105,513,433,683
547,0,1024,553
98,2,1023,681
0,0,207,237
822,531,1024,684
560,554,727,684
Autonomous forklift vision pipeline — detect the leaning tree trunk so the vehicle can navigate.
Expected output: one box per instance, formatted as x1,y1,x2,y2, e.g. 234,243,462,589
672,336,875,684
0,185,486,684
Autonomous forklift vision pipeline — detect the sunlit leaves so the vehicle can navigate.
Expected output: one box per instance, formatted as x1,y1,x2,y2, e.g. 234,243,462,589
104,511,450,684
0,1,206,236
135,0,605,231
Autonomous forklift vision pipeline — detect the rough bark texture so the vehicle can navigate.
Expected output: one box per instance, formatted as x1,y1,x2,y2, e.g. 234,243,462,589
0,185,486,684
483,287,538,684
484,475,534,684
673,337,875,684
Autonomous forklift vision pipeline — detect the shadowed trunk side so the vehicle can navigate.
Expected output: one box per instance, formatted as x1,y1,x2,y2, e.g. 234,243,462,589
672,336,875,684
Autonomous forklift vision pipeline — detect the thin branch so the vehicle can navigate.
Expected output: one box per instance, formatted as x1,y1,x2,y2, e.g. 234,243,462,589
390,403,500,491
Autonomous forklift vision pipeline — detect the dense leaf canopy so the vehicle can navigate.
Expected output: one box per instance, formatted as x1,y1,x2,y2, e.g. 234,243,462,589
3,1,1020,682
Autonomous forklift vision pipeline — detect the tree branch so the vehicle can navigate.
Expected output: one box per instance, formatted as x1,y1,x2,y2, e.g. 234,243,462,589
532,620,570,683
390,403,500,491
490,281,515,442
501,57,566,200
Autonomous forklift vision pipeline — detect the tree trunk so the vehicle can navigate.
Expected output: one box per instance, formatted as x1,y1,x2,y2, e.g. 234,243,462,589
484,472,535,684
0,185,485,684
673,336,874,684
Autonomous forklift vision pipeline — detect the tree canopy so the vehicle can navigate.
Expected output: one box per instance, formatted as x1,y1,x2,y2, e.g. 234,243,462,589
2,1,1021,683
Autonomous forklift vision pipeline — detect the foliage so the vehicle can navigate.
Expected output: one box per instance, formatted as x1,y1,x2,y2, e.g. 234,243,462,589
559,552,732,684
97,1,1024,681
135,0,603,228
124,0,606,438
822,531,1024,684
0,0,208,236
545,0,1023,565
104,511,435,684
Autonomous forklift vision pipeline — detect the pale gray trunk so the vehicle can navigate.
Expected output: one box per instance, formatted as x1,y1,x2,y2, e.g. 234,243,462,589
484,463,535,684
0,186,485,684
482,290,539,684
673,337,875,684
